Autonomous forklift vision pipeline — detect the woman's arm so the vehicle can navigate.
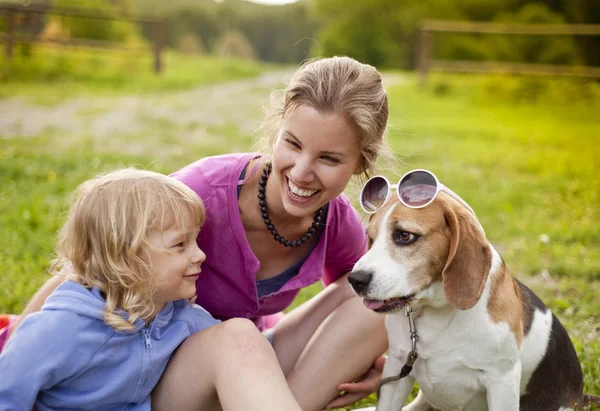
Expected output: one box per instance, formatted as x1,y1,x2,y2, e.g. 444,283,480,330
11,275,64,333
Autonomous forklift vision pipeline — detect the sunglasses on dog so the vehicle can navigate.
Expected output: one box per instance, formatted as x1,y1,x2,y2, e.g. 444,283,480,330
359,169,476,216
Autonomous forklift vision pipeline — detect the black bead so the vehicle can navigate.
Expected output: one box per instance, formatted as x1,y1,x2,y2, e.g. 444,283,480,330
284,240,290,247
262,212,269,219
267,224,274,230
259,179,266,187
279,238,285,244
308,227,316,233
259,200,266,207
306,233,313,239
274,234,281,241
264,218,271,225
258,193,265,200
271,229,278,236
258,186,265,193
261,206,268,213
301,237,308,243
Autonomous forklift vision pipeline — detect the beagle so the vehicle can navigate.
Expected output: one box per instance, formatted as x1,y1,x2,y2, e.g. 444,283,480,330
349,191,585,411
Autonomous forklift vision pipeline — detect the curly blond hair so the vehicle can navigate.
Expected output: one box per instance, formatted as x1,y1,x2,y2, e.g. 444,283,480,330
52,168,205,331
254,56,392,182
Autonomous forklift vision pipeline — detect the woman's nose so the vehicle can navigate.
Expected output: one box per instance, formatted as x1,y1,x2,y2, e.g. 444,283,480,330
290,156,314,183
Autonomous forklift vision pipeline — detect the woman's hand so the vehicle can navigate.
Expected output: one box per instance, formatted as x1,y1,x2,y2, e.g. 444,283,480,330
325,355,386,409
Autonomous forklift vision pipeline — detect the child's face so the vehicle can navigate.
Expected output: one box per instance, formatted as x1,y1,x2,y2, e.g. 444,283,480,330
145,217,205,306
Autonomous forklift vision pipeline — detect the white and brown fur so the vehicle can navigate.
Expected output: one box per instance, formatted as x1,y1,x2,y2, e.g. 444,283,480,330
348,192,585,411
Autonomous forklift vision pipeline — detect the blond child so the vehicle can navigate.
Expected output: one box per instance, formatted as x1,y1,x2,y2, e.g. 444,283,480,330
0,168,301,411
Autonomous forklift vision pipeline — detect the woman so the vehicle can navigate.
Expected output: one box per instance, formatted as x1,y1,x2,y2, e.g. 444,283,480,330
15,56,392,410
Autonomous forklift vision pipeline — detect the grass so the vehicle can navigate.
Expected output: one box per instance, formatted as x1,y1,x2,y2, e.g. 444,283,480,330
0,45,263,103
1,50,598,408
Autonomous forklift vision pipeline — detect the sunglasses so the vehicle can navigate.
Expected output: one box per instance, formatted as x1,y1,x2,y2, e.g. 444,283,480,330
359,169,476,216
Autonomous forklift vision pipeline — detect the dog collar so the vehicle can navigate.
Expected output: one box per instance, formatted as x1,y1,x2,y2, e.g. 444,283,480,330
376,306,419,397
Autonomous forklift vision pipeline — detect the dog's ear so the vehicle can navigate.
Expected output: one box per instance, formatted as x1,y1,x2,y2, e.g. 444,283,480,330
442,201,492,310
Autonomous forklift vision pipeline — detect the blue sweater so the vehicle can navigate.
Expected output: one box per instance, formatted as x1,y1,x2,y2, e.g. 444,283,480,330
0,280,220,410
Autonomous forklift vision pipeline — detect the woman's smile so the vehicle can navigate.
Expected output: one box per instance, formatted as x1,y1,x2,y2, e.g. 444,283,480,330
272,105,362,218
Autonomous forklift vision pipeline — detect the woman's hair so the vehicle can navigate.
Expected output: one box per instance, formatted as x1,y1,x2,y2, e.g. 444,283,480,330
255,56,392,181
51,168,205,331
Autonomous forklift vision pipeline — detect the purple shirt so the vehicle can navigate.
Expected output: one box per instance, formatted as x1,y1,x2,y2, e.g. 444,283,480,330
171,153,367,330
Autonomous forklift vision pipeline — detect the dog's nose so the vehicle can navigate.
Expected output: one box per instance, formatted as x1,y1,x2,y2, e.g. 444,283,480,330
348,270,373,294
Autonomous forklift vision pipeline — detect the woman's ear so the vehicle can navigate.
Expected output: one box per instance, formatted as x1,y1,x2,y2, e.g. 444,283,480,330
354,157,368,176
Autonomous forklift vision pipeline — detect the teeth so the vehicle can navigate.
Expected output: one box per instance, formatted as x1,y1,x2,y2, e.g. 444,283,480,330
288,179,318,197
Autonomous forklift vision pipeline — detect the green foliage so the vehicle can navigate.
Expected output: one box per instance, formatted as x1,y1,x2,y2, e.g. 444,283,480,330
313,0,599,69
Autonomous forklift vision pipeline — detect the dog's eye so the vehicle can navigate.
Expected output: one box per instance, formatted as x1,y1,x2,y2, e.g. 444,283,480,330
393,230,419,246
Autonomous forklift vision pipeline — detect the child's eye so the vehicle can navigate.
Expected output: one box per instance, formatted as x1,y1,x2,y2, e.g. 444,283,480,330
286,139,301,149
175,242,185,248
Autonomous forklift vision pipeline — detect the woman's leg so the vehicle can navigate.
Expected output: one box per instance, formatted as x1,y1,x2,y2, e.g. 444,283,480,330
271,274,388,411
152,318,302,411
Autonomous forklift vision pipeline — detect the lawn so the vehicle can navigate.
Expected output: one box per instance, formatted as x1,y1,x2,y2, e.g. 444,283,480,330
0,48,598,409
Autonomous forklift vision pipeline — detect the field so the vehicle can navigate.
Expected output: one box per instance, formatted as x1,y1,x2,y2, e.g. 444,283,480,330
1,47,598,409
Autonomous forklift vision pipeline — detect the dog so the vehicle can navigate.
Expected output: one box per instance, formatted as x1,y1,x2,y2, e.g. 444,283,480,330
348,190,586,411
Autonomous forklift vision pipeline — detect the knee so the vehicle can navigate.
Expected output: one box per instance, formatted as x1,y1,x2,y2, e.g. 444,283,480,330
214,318,278,366
217,318,267,350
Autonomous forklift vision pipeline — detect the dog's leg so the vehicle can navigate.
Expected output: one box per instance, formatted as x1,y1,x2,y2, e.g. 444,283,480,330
376,354,414,411
484,361,521,411
402,389,436,411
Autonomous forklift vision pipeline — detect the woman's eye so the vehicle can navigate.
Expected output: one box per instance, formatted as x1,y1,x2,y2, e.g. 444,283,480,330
392,230,419,246
175,242,185,248
321,156,340,164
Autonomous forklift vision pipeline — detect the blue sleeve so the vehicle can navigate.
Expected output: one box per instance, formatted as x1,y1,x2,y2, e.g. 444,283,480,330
180,303,221,334
0,312,86,409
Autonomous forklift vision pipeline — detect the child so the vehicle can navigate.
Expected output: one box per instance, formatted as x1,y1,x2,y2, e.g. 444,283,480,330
0,168,301,411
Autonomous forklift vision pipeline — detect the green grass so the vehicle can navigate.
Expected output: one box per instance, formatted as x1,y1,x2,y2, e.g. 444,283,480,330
0,59,598,408
0,46,263,103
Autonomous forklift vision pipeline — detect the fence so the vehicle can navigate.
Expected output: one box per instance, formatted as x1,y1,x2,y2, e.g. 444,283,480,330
417,19,600,85
0,4,165,73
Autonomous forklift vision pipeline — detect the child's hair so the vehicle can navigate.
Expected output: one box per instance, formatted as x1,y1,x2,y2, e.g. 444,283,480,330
51,168,205,331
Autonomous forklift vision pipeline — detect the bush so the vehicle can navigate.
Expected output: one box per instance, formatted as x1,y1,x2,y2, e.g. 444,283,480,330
177,33,205,56
214,30,256,61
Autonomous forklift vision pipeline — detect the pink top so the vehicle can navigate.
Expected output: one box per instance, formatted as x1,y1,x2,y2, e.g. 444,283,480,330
171,153,368,330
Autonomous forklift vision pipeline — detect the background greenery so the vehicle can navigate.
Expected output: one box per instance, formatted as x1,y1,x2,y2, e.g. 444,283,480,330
0,0,598,408
0,0,598,68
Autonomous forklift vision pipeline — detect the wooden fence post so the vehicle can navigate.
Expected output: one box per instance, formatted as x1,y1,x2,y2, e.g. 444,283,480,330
417,27,432,87
152,20,164,74
5,9,14,60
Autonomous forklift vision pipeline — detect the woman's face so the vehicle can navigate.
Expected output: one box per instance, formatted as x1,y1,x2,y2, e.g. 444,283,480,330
271,105,362,218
